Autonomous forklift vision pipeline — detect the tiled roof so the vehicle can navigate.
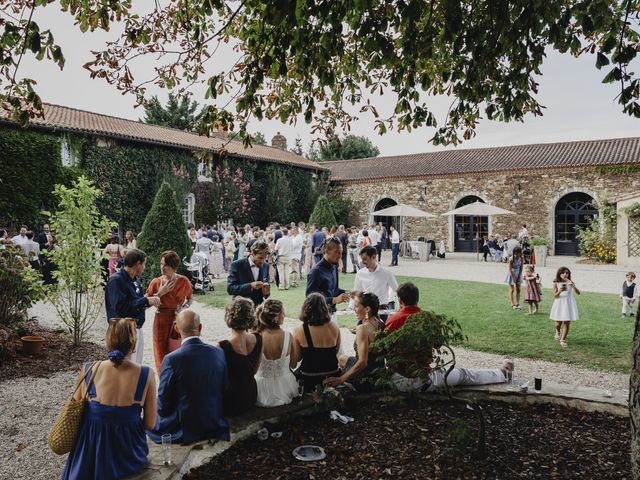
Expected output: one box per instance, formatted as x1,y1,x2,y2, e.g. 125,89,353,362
0,103,326,171
328,137,640,182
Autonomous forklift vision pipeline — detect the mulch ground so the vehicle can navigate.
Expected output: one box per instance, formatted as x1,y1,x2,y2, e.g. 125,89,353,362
186,398,630,480
0,320,106,382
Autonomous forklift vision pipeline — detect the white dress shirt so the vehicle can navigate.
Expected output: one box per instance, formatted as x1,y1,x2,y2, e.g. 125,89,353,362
353,264,398,305
248,256,260,281
391,231,400,244
367,229,379,245
275,235,294,258
11,234,28,246
290,234,303,261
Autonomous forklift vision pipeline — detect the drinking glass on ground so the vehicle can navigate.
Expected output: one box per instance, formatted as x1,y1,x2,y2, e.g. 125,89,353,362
161,434,172,465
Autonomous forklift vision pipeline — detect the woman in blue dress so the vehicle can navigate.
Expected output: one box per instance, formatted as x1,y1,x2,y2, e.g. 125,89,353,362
505,246,524,309
62,318,157,480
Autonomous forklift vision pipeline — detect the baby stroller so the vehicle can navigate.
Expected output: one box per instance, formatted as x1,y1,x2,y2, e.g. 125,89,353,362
183,252,214,295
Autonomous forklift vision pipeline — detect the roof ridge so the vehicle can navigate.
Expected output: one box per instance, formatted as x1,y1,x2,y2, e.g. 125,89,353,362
327,135,640,164
41,102,308,157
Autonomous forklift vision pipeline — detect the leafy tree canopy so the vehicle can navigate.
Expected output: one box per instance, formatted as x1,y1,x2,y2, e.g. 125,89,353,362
1,1,639,146
141,92,201,131
310,134,380,161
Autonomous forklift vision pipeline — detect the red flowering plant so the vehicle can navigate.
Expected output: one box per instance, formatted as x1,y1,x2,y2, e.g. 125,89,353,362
371,310,465,382
212,166,254,220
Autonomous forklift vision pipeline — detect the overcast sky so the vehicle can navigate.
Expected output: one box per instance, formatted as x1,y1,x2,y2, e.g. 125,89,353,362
19,5,640,157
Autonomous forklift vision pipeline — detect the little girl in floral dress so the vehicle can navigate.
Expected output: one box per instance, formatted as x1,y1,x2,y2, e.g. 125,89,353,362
523,265,541,315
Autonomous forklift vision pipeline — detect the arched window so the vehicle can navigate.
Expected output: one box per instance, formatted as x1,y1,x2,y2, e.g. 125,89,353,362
454,195,487,252
554,192,597,256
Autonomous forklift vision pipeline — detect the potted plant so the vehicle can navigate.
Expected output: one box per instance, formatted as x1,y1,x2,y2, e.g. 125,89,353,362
530,236,549,267
20,335,45,355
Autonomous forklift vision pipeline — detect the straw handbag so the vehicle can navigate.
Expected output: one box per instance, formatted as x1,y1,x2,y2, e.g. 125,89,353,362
48,361,100,455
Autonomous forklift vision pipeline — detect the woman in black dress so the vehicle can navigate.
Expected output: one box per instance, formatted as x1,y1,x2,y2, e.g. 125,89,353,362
219,297,262,416
324,292,385,391
292,293,341,393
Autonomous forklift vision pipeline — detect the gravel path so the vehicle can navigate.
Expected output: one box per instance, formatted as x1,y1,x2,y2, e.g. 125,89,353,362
0,298,630,480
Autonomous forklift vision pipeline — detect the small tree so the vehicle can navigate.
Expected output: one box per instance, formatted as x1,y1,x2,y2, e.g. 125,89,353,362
137,182,193,287
46,176,114,346
308,195,337,230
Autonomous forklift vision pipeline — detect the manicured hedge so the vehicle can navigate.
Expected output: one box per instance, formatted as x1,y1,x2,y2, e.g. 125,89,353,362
137,182,193,287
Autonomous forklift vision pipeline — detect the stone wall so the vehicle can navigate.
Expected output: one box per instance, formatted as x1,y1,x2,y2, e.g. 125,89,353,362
335,167,640,254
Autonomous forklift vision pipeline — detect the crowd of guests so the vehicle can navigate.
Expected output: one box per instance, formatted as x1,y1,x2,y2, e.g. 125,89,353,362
480,224,533,263
188,221,400,290
64,238,515,480
1,224,58,283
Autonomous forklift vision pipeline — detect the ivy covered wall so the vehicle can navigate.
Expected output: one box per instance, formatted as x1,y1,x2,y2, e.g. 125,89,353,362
82,142,198,234
0,127,79,229
194,156,328,227
0,125,325,232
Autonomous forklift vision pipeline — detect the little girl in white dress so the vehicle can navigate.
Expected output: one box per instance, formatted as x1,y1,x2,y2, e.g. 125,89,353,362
550,266,581,347
254,300,300,407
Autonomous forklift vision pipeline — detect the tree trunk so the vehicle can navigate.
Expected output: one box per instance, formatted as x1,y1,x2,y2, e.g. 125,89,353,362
631,312,640,478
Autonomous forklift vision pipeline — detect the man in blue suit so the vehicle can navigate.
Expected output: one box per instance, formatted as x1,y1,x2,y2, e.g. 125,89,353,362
226,241,271,306
148,310,230,445
310,224,326,265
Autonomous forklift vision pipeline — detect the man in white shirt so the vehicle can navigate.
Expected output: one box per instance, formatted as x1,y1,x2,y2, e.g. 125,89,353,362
353,245,398,320
389,226,400,266
11,225,28,247
275,228,294,290
367,225,379,248
518,224,529,240
290,226,304,288
504,233,521,258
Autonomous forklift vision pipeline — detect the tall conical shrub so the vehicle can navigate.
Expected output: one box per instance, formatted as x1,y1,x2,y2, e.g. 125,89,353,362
308,194,337,230
137,182,192,287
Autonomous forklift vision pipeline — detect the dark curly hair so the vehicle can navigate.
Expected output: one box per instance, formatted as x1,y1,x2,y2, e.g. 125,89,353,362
300,292,331,326
224,297,256,330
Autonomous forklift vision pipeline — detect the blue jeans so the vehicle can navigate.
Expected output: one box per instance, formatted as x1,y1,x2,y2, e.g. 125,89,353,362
391,243,399,265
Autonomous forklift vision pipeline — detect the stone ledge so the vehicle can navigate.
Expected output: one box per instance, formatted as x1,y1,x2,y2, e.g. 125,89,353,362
453,382,629,417
131,383,629,480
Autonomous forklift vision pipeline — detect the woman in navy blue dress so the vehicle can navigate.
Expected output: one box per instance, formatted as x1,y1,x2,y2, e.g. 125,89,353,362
62,318,157,480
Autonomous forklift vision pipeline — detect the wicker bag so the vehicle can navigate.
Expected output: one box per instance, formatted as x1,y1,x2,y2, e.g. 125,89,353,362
48,361,100,455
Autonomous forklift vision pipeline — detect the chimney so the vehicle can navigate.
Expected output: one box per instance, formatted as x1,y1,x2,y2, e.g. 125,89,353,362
216,123,229,138
271,131,287,150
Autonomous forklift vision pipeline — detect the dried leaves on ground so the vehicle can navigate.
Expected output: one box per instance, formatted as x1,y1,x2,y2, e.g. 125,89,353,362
0,320,106,382
186,399,630,480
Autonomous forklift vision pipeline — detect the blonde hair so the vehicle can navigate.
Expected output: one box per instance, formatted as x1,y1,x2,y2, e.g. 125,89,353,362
225,297,256,330
524,264,534,274
106,318,137,366
255,299,284,331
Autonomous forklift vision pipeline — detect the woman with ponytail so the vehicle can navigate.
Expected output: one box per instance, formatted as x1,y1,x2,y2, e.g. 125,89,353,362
254,300,300,407
61,318,157,480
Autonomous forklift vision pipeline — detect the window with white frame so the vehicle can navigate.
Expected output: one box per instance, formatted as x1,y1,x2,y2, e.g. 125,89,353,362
183,193,195,225
60,137,73,167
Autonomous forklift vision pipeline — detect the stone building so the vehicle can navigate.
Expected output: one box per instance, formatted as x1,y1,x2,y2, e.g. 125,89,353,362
328,137,640,256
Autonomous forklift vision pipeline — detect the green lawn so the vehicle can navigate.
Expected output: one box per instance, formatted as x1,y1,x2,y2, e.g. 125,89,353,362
200,275,633,373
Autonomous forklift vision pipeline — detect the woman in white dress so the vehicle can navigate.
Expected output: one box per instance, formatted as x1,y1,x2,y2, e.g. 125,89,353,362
254,300,300,407
209,235,225,278
550,266,581,348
